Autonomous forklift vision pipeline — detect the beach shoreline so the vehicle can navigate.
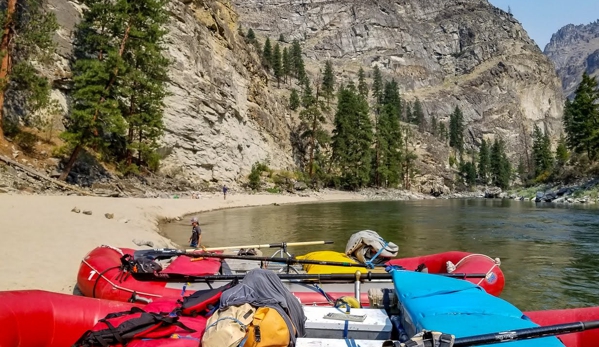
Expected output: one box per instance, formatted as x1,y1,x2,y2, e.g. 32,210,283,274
0,190,365,294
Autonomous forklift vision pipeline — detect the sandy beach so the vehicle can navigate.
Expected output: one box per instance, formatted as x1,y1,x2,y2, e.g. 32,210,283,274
0,191,364,294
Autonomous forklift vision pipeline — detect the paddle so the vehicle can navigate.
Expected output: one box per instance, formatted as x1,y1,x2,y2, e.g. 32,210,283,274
135,248,388,268
195,240,334,252
131,271,487,282
186,252,390,268
452,319,599,346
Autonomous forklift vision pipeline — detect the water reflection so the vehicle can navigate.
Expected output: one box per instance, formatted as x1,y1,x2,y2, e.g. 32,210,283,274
161,199,599,311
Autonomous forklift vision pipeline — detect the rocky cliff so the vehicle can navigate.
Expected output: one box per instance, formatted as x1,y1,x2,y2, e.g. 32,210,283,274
544,21,599,99
47,0,295,187
232,0,564,158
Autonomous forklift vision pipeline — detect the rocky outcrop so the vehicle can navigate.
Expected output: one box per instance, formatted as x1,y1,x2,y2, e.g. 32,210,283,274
544,21,599,99
232,0,564,157
44,0,295,187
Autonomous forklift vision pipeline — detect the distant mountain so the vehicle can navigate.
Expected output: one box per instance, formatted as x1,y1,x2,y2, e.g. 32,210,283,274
544,20,599,98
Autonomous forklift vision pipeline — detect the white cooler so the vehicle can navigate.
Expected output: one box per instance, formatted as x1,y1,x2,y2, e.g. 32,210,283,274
303,306,392,340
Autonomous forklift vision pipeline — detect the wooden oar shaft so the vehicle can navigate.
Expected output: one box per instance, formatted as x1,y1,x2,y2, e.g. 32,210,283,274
190,240,334,252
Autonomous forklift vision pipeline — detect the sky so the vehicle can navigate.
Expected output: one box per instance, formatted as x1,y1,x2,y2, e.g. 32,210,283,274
488,0,599,50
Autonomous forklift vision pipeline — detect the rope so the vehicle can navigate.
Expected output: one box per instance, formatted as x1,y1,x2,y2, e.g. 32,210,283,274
82,259,162,298
99,245,125,256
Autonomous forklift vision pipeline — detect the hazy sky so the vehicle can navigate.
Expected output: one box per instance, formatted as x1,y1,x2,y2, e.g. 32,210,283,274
488,0,599,50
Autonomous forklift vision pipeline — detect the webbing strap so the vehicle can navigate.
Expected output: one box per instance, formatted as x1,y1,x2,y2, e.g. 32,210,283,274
345,337,361,347
365,241,389,269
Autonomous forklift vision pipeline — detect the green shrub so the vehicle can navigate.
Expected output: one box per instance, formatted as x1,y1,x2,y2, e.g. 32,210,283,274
14,131,38,154
248,161,270,190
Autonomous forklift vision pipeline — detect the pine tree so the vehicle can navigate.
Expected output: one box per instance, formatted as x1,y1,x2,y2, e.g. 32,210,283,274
282,47,291,84
372,65,384,106
119,0,170,169
402,127,418,189
291,39,306,81
460,160,477,186
563,73,599,160
490,138,511,189
321,60,335,104
478,138,491,184
439,122,447,143
289,89,300,110
431,115,438,136
299,97,328,178
413,98,425,132
449,106,465,153
532,124,554,178
357,67,369,99
405,102,413,124
279,34,285,42
262,37,273,71
331,83,373,189
302,79,315,108
0,0,58,140
377,80,403,187
246,28,256,42
272,43,283,87
60,0,171,179
555,134,569,166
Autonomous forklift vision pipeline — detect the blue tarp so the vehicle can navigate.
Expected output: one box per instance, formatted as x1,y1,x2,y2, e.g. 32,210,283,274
391,269,565,347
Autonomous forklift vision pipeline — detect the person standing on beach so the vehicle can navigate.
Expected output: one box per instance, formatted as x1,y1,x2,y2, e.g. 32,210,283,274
223,185,228,200
189,217,201,248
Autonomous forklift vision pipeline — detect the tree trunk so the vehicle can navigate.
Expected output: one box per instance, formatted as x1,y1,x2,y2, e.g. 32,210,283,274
308,113,317,177
59,144,82,181
138,128,142,164
0,0,17,141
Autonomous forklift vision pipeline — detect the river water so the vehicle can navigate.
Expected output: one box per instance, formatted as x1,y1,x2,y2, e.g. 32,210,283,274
161,199,599,311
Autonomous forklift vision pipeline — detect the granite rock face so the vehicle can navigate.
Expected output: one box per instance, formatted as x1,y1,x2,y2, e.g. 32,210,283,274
44,0,295,187
544,21,599,99
232,0,564,156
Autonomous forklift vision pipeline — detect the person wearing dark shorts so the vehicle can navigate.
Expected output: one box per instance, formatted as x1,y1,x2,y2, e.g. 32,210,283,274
223,185,228,200
189,217,201,247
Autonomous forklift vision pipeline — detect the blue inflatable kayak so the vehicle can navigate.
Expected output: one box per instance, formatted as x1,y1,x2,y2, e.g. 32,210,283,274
390,269,565,346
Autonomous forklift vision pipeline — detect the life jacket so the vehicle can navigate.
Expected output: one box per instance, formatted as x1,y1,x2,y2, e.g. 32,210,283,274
179,280,238,317
120,254,163,274
72,307,202,347
242,306,297,347
383,331,455,347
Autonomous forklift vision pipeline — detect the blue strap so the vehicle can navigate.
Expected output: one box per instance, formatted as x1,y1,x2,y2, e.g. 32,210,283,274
313,284,335,305
343,319,349,338
180,283,187,297
345,337,360,347
365,241,389,269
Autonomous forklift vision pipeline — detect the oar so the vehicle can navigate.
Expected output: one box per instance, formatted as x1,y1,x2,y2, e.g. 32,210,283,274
131,271,487,283
136,248,387,268
185,252,389,268
191,240,334,252
452,319,599,346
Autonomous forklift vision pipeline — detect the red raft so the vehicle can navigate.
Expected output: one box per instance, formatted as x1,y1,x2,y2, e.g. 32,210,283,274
1,290,598,347
77,246,504,305
386,251,504,296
